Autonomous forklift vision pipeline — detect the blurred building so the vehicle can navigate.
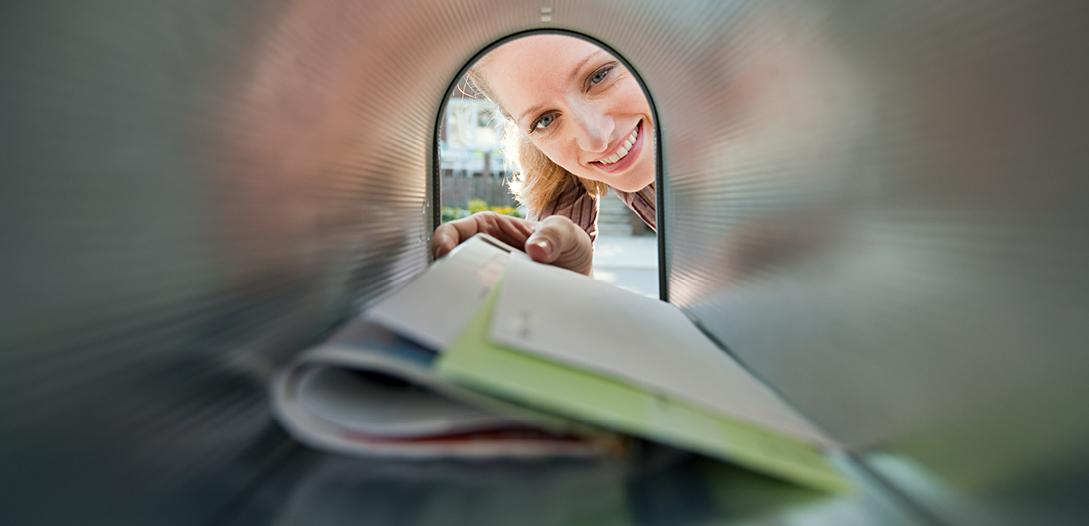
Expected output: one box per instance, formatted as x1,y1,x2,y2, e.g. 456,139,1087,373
439,89,516,208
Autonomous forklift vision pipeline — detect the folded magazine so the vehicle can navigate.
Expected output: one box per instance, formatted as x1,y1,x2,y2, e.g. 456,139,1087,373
272,234,850,492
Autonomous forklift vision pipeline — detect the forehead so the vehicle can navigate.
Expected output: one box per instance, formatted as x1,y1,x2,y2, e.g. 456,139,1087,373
484,34,604,68
477,35,610,114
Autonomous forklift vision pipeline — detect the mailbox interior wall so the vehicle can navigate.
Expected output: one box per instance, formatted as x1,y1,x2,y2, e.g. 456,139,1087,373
3,1,1088,524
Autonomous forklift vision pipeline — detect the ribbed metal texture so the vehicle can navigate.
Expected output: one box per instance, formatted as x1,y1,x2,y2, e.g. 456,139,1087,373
2,0,449,523
3,1,1089,524
656,2,1089,525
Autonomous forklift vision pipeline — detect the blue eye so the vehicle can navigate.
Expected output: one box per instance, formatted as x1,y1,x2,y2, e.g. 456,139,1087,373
589,65,613,86
533,112,557,131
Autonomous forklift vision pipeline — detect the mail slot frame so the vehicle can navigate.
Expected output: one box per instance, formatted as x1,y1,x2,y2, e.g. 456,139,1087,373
431,28,669,301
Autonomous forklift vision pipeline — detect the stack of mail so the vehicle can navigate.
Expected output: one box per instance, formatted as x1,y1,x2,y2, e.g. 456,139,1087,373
273,234,850,492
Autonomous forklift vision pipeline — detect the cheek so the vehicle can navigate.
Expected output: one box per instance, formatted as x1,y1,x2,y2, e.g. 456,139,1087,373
553,149,583,173
532,139,574,166
617,80,651,115
536,141,601,180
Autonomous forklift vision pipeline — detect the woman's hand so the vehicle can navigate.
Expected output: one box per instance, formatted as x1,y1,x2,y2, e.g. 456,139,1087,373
432,212,593,275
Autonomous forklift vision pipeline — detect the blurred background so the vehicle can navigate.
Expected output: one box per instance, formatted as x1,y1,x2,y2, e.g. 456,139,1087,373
3,1,1089,525
439,76,658,297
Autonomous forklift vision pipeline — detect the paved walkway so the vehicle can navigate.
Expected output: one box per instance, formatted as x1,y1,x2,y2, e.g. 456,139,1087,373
592,234,660,298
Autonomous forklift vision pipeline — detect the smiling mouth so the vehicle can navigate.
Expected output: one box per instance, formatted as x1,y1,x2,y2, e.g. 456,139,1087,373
597,125,639,164
590,119,644,173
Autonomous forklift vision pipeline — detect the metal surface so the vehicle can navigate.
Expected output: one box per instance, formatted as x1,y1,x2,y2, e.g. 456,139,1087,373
226,446,921,526
3,0,1088,524
660,2,1089,525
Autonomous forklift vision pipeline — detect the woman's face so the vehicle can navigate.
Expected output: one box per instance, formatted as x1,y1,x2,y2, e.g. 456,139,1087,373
478,35,655,193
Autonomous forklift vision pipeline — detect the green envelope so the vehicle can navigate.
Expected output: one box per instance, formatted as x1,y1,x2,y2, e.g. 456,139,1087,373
435,284,851,494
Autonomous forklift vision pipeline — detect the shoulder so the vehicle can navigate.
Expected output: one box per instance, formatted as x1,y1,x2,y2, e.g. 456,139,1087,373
610,182,657,232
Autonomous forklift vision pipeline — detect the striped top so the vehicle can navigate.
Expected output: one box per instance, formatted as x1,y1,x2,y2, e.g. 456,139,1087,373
532,179,657,244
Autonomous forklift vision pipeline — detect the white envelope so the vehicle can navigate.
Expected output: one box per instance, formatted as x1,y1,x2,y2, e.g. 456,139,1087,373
367,234,526,350
490,257,834,446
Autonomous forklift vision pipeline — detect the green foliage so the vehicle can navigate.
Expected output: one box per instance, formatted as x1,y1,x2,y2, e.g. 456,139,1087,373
441,206,470,223
441,200,523,223
467,198,489,214
488,206,522,217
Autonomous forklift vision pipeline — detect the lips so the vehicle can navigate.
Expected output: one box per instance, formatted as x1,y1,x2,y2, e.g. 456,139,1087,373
598,126,639,164
590,119,645,174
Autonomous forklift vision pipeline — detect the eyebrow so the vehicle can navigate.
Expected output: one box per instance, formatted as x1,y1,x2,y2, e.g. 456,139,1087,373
517,49,610,124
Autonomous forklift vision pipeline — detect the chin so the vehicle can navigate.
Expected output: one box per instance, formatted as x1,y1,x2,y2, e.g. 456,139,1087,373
609,167,655,193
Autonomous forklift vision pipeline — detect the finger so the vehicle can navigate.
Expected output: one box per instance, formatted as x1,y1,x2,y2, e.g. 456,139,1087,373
475,212,533,249
433,212,533,259
525,236,555,263
435,214,490,258
432,222,463,258
526,216,593,274
498,213,535,241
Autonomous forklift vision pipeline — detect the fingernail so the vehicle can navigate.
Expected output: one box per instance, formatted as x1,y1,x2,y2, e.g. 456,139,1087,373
532,239,551,255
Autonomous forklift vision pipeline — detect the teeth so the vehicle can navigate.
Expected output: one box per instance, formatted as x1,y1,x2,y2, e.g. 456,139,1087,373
599,126,640,165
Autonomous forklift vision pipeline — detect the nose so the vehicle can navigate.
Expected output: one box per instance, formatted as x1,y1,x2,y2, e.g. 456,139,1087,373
570,103,614,154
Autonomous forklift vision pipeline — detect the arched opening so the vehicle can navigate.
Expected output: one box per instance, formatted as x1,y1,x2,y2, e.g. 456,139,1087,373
435,30,663,298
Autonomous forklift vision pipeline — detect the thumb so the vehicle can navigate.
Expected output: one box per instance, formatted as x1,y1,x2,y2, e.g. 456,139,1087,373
525,231,558,264
432,223,459,258
524,216,593,275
